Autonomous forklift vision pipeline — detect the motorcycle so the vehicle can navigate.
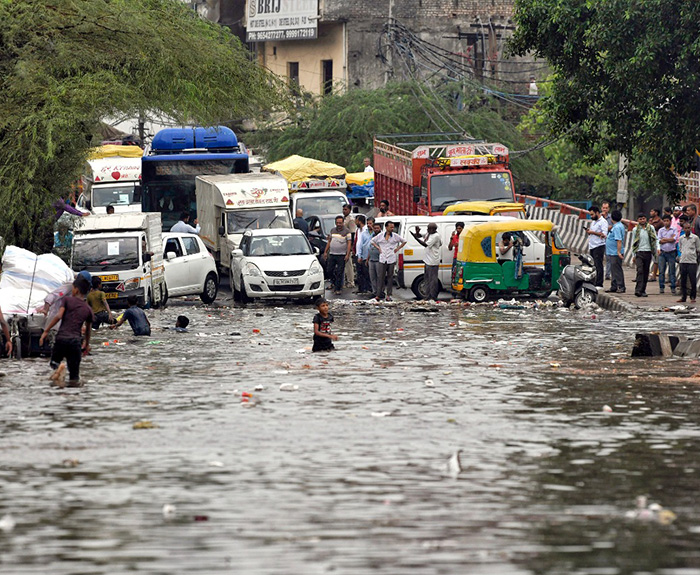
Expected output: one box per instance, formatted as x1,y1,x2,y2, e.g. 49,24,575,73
557,253,598,308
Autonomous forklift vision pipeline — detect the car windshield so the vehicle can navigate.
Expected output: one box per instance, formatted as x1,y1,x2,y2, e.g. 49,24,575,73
295,196,346,219
227,209,292,233
247,235,312,257
430,172,513,212
92,185,136,207
72,237,140,271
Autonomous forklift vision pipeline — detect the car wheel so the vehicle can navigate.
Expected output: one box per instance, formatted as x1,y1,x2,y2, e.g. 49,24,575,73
200,272,219,304
240,276,251,303
469,285,489,303
411,275,428,299
574,288,596,309
230,267,240,301
161,284,169,308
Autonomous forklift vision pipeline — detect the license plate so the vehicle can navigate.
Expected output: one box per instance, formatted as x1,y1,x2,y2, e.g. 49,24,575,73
100,275,119,282
104,292,119,299
273,278,298,285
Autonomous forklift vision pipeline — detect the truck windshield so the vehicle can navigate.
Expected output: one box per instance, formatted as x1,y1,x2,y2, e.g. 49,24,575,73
92,185,136,208
295,196,346,218
248,235,312,257
227,209,292,233
141,181,195,231
72,237,139,272
430,172,513,212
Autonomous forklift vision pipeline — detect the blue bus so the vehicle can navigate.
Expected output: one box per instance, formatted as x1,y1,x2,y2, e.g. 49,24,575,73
141,126,249,230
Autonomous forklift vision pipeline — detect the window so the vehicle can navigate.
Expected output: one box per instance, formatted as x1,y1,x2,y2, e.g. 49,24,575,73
182,236,200,255
321,60,333,95
288,61,299,86
164,238,183,258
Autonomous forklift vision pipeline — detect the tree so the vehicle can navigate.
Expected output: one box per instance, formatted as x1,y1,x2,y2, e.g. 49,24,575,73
0,0,286,251
510,0,697,198
247,82,560,193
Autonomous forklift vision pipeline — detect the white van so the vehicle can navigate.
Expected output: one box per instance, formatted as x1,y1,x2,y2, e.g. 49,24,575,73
375,215,545,299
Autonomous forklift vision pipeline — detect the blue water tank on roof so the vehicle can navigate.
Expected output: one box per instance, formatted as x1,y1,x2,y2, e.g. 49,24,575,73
150,126,238,153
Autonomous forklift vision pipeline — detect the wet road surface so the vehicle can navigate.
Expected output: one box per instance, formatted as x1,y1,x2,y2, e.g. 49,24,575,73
2,286,700,574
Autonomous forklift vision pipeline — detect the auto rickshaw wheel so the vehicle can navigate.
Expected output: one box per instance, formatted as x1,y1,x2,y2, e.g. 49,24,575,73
469,285,489,303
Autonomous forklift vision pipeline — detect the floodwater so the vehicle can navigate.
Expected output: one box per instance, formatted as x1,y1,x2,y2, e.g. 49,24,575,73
2,290,700,575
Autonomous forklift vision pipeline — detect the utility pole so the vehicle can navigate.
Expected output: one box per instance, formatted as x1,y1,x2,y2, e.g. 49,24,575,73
138,111,146,146
616,153,630,217
384,0,393,86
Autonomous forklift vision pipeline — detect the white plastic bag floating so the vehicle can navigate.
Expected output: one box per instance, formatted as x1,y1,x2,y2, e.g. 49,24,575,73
0,246,74,316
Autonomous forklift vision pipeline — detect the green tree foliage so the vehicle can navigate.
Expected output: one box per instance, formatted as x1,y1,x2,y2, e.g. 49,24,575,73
0,0,285,251
248,82,559,193
510,0,697,196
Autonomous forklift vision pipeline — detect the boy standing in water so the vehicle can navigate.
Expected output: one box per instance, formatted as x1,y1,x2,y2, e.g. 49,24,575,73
110,295,151,336
312,298,337,352
39,276,94,386
87,276,113,329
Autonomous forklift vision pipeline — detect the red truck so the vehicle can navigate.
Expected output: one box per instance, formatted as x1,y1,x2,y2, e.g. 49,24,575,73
373,134,516,215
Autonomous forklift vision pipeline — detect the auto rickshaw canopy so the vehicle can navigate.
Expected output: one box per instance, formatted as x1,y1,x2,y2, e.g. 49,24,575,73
458,219,553,263
443,201,526,216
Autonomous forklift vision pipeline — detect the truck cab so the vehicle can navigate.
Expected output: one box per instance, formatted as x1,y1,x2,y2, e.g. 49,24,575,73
196,173,293,275
70,213,165,308
77,146,143,214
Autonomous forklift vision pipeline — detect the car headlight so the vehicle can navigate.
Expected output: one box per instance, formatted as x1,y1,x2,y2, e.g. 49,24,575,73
124,277,140,290
244,263,262,277
309,260,323,275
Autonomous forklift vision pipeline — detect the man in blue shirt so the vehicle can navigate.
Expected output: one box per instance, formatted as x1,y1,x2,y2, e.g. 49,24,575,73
110,295,151,336
604,210,626,293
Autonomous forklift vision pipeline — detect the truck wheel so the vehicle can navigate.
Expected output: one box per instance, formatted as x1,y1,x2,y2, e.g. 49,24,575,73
200,273,219,304
469,285,489,303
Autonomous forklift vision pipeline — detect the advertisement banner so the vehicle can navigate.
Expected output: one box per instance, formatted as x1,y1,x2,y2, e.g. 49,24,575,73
246,0,318,42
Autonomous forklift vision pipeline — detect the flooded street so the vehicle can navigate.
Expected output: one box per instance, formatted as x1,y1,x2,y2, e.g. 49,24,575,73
2,288,700,574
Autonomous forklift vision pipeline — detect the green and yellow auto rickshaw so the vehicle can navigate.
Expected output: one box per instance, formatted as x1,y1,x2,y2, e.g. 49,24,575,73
451,220,569,302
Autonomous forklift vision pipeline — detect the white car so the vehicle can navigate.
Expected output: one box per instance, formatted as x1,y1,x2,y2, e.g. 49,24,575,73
162,232,219,304
230,229,325,302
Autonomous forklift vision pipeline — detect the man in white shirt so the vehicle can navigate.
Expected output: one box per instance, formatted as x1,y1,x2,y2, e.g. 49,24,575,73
411,222,442,300
170,212,200,235
586,205,608,287
363,157,374,172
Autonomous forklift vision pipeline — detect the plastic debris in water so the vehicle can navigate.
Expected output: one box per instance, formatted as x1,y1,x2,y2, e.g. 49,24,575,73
0,514,15,533
603,405,613,413
208,461,224,468
254,384,264,391
62,459,80,468
550,362,561,368
194,515,209,522
146,341,163,345
424,379,435,387
447,450,463,479
132,420,157,429
162,504,177,519
625,495,677,525
371,411,392,417
279,383,299,392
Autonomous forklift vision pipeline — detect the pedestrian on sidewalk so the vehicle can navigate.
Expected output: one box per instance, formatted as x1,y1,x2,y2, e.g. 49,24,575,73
342,204,357,289
410,222,443,300
677,221,700,303
604,210,626,293
586,205,608,287
371,221,406,302
657,214,679,295
671,205,683,234
367,221,382,298
601,201,613,280
632,213,658,298
323,215,351,295
648,207,664,281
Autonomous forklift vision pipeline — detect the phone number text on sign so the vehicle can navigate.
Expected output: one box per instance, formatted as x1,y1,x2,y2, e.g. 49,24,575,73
247,28,317,41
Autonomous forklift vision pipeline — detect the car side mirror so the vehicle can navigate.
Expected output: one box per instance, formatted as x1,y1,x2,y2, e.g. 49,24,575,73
166,251,176,261
313,246,320,255
413,186,421,203
218,225,225,237
232,249,243,257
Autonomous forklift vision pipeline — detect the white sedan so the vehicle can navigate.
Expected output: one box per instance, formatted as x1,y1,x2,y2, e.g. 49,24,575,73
162,232,219,304
230,229,325,302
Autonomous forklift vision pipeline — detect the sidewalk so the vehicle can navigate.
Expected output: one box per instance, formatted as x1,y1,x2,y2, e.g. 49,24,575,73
597,264,698,312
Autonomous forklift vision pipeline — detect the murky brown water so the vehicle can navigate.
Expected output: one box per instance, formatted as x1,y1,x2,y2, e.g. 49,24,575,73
2,291,700,574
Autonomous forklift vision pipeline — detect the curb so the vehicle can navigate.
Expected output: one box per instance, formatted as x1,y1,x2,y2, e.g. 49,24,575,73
594,290,638,313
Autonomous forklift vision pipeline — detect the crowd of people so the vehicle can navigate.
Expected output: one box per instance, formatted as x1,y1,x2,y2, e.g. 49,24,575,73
588,202,700,302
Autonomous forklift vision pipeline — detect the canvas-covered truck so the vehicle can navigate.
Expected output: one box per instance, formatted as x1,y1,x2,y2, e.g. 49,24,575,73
196,173,293,277
263,155,348,218
70,213,165,308
77,145,143,214
373,133,515,215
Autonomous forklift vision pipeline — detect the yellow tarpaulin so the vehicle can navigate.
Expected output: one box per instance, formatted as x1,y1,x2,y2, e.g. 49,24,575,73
345,172,374,186
263,155,346,182
89,145,144,160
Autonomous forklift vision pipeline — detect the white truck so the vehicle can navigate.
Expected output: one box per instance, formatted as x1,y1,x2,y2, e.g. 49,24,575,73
289,179,348,219
70,213,165,308
196,173,293,276
77,145,143,214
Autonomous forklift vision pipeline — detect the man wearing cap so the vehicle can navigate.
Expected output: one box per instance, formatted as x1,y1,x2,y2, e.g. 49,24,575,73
672,206,683,234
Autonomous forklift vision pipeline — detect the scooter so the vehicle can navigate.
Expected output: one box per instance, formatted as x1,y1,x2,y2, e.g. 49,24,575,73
557,253,598,308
